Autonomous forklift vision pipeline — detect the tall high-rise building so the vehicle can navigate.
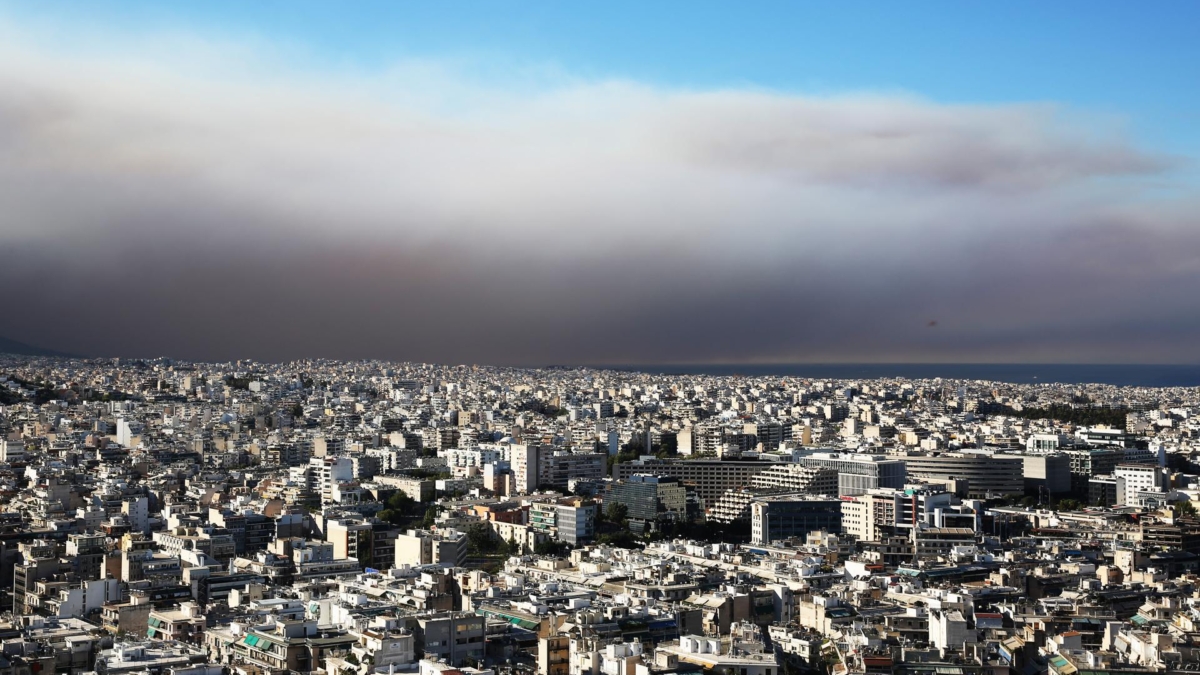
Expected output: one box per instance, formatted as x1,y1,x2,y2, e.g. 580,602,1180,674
511,444,541,494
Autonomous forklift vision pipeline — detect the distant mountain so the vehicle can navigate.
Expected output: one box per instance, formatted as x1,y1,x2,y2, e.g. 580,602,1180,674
0,335,78,358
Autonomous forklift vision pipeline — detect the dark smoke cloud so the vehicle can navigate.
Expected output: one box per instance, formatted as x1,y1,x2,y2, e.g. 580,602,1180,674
0,28,1196,364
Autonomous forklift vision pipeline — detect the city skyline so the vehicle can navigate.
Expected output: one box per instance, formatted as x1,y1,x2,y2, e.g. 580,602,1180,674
2,2,1199,365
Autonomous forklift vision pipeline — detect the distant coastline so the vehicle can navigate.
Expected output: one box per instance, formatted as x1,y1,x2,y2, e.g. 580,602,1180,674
589,363,1200,387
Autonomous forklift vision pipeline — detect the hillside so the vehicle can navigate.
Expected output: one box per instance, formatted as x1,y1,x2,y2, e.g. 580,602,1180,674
0,335,78,358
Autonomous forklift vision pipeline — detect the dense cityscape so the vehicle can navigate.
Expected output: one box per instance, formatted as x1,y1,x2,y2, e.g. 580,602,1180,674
2,354,1200,675
4,4,1199,675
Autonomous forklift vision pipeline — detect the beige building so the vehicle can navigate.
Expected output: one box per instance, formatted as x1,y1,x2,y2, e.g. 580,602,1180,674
101,596,152,636
395,528,468,568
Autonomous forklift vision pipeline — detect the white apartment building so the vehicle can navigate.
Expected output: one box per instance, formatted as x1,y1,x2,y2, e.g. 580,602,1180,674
1113,464,1168,502
116,418,145,448
395,529,468,568
511,445,541,494
309,456,354,504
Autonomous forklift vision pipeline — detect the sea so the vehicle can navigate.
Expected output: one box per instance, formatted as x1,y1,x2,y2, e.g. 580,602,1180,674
591,364,1200,388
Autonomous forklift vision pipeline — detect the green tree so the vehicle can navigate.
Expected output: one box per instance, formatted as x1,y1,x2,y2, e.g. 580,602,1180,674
495,537,517,557
605,501,629,525
596,530,638,548
535,540,572,556
466,522,497,555
387,491,416,514
1173,500,1197,517
421,505,440,528
993,403,1128,428
224,375,252,390
1056,498,1082,511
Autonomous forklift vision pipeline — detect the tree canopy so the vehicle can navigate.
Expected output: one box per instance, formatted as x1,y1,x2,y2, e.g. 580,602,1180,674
995,404,1127,427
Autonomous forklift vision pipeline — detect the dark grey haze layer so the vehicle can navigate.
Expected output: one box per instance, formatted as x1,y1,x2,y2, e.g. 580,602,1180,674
1,40,1197,365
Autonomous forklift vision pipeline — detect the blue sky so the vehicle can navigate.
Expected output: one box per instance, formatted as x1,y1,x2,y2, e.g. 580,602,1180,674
8,0,1198,153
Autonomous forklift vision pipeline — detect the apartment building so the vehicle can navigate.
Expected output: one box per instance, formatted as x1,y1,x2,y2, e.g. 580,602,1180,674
415,612,486,666
529,498,597,545
395,529,468,568
538,451,606,491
